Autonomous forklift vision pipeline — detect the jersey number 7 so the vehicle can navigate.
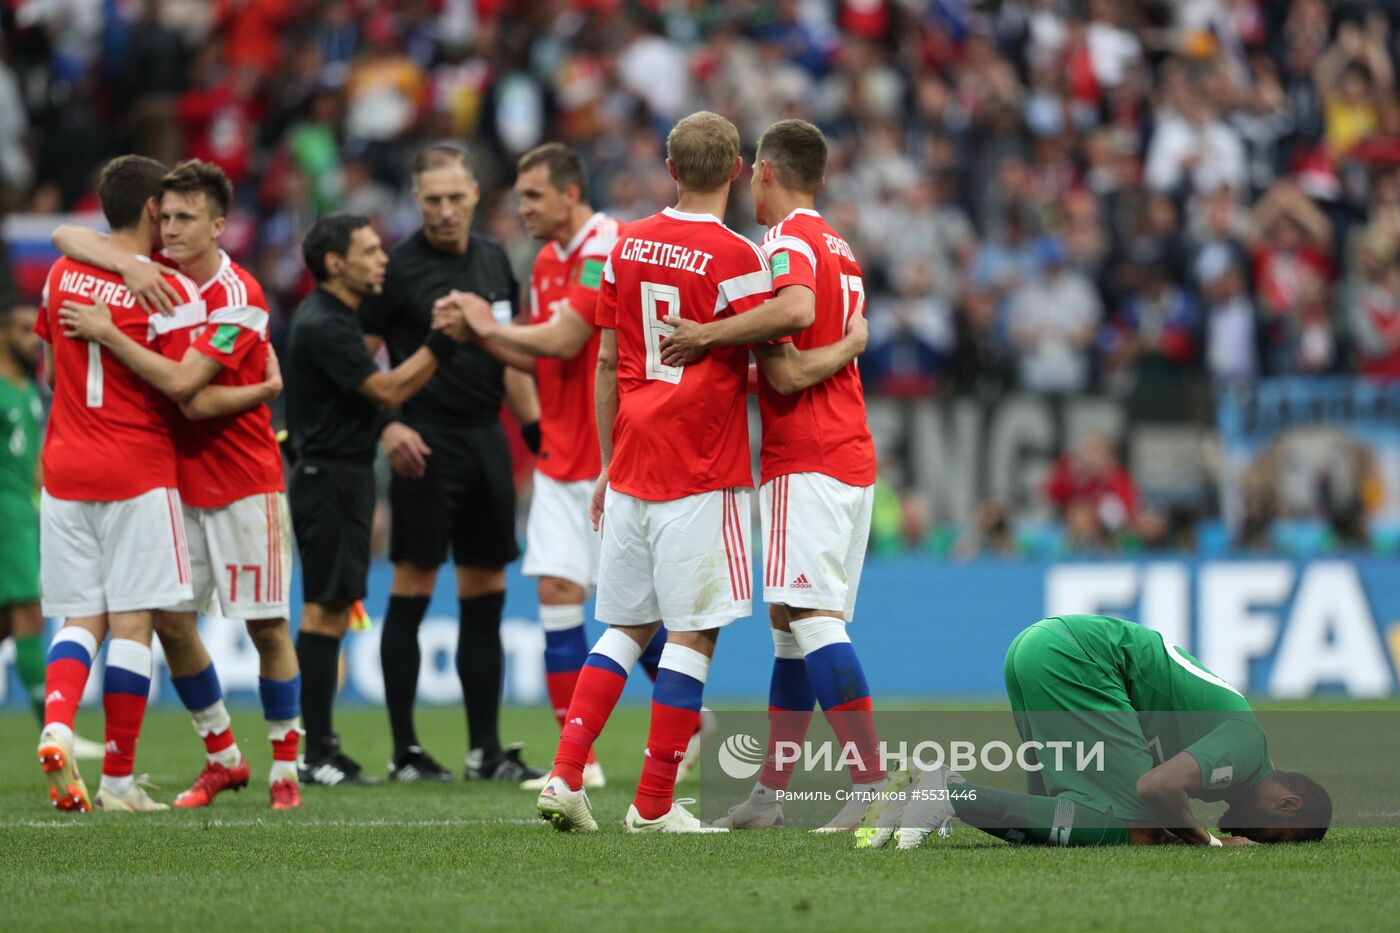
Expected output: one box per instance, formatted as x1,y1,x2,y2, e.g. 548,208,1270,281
641,281,683,385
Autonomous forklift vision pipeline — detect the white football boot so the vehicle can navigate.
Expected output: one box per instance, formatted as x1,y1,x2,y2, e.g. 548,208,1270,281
896,767,957,849
713,790,784,830
624,798,728,834
537,775,599,832
37,726,91,812
813,780,889,833
95,775,169,813
522,760,605,792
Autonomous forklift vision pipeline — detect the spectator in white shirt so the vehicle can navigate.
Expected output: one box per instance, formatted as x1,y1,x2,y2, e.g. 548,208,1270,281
1009,239,1103,393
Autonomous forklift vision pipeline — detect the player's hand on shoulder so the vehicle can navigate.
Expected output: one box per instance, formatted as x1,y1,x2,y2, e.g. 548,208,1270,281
124,261,182,316
845,309,868,354
381,422,432,479
658,315,708,366
262,346,283,396
59,298,115,342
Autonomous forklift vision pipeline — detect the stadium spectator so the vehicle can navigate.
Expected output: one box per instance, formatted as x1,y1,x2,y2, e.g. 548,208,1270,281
863,259,956,397
1347,231,1400,378
5,0,1400,554
1198,245,1261,388
1007,239,1101,394
1044,434,1137,540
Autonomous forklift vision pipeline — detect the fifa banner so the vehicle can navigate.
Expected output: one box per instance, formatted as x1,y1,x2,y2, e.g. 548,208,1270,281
3,556,1397,709
1216,377,1400,535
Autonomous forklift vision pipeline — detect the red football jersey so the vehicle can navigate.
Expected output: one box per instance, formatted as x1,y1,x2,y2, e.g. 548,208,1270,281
529,212,620,482
37,257,199,501
160,253,284,508
597,207,772,501
757,209,876,487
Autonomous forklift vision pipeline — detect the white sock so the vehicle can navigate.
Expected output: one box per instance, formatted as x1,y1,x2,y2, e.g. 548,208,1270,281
540,603,585,632
43,722,75,746
192,700,242,767
267,717,302,783
750,781,780,803
852,777,887,799
101,774,133,795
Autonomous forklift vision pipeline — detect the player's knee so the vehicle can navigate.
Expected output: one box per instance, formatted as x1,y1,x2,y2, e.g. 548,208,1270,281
457,565,505,599
768,603,792,630
391,562,438,597
152,612,195,645
246,618,291,653
302,602,351,636
538,576,584,606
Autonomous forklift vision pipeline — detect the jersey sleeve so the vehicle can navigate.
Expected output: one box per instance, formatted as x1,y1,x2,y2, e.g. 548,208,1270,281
594,253,618,328
149,272,207,356
34,269,54,341
565,235,616,326
193,304,268,370
760,235,818,294
713,247,773,321
1184,719,1275,799
316,312,379,394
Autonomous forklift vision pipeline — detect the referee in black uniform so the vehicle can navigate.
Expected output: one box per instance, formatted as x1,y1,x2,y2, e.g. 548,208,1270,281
360,144,545,783
286,213,469,786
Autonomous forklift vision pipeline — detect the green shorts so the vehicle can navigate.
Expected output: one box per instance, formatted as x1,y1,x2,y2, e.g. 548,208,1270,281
0,495,40,607
1003,618,1155,822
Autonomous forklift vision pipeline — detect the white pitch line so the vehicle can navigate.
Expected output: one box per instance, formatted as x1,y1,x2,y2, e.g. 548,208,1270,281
0,817,547,829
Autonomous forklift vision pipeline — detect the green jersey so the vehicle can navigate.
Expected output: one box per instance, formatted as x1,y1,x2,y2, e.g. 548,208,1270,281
0,375,41,504
1038,614,1275,802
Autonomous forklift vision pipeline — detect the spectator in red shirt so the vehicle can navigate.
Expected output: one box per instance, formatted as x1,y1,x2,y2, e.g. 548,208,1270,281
1044,434,1138,537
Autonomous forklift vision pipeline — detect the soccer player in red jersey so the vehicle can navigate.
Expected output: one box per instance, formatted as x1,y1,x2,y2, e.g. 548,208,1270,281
53,160,301,810
532,112,814,834
451,143,625,791
34,156,205,813
655,119,886,831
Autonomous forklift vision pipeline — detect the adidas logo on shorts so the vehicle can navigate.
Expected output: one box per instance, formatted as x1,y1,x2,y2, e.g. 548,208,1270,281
790,574,812,589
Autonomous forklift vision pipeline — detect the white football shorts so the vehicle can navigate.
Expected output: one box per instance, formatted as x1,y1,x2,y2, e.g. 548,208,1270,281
40,486,193,617
522,469,600,589
761,472,872,621
594,485,752,632
165,491,292,620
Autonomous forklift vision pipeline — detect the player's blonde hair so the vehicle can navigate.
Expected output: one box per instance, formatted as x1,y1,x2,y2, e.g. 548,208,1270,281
666,111,741,194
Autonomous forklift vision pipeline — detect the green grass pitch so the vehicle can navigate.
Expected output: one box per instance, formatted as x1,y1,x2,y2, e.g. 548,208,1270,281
2,704,1397,931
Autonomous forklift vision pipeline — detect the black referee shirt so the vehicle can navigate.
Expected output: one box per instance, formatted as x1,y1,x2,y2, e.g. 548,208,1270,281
285,287,380,464
360,231,518,425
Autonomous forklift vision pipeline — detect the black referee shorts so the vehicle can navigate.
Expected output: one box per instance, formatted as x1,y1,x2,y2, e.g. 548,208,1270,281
289,460,375,607
389,419,520,569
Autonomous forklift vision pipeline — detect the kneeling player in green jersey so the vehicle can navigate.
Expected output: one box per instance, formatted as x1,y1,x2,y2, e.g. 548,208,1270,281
860,614,1331,848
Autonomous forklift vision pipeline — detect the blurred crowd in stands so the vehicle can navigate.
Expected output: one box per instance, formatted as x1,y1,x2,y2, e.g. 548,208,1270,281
3,0,1398,557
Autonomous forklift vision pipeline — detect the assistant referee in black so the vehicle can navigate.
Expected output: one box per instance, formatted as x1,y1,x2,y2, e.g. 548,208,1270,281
286,213,469,786
359,144,545,784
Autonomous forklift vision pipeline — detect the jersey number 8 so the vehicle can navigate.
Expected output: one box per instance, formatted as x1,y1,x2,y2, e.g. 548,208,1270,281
641,281,683,385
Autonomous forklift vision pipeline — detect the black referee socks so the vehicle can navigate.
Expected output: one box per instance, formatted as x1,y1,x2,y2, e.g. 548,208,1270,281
382,595,431,756
296,631,342,752
457,591,505,759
